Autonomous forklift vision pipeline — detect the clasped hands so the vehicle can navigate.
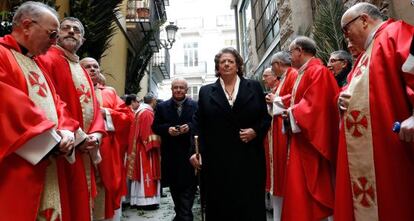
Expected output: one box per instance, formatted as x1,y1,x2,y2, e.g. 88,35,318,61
77,135,100,153
239,128,256,143
168,124,189,136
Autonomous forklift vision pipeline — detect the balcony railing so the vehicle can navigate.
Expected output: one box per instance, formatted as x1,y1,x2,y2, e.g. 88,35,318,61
174,61,207,75
152,48,170,79
126,0,166,22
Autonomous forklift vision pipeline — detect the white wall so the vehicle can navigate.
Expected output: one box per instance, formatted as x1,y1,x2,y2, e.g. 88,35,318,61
157,0,237,100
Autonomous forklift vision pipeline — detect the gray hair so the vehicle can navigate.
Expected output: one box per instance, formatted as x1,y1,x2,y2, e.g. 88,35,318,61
61,17,85,36
12,1,58,28
330,50,352,65
291,36,317,56
143,92,156,104
351,3,384,21
271,51,291,66
171,77,188,89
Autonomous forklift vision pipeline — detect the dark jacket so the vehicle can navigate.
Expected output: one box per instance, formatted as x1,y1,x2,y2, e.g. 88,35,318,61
152,97,198,188
194,78,271,221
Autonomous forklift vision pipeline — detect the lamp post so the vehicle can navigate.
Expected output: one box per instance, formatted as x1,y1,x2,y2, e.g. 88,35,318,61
160,22,178,49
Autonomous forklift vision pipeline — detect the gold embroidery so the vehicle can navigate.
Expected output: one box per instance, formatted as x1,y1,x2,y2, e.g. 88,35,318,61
82,153,94,221
11,50,61,220
344,41,378,221
93,170,106,220
37,158,62,221
11,50,58,126
147,134,161,143
127,115,140,179
68,61,94,132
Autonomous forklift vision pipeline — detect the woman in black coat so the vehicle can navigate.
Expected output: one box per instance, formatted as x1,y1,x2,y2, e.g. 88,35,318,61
190,47,271,221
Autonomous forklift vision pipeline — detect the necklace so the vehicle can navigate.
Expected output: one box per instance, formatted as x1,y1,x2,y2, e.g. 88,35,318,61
224,87,234,101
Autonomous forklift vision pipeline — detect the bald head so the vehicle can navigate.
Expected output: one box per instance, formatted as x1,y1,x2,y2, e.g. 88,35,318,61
262,67,278,89
342,3,383,26
341,3,384,49
171,78,188,101
11,1,59,56
80,57,101,85
12,1,59,28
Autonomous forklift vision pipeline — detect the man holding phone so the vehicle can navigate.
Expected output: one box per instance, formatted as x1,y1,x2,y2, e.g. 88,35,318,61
152,78,198,221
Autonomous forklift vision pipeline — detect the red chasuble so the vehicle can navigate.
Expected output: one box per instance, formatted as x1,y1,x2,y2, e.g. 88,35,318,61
127,106,161,198
38,46,106,221
281,58,339,221
0,35,78,221
334,20,414,221
94,85,131,219
264,67,297,197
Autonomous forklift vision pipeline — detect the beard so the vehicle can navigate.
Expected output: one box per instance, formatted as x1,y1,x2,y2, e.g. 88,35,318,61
58,36,81,53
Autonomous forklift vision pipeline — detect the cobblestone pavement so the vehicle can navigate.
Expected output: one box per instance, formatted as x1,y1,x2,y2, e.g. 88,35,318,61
122,188,273,221
121,188,203,221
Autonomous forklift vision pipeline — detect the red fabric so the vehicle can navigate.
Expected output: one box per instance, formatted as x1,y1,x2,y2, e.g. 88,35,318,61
334,20,414,221
128,107,161,197
264,67,297,196
38,46,106,221
0,35,78,221
282,58,339,221
97,86,131,218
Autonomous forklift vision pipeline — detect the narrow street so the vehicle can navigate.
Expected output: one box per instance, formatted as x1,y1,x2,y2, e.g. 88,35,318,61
122,188,273,221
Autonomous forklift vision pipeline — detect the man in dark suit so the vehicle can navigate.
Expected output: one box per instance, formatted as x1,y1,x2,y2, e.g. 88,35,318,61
152,78,198,221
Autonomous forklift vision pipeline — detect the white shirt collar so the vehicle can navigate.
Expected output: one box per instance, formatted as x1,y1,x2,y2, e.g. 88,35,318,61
219,75,241,107
364,21,385,49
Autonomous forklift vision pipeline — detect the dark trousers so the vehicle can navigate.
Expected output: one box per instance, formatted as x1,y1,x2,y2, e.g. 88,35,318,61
170,184,196,221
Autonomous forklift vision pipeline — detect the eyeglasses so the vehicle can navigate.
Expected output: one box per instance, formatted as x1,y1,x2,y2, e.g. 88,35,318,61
341,15,361,34
271,60,281,66
328,58,345,63
60,24,82,35
289,47,300,55
32,20,59,40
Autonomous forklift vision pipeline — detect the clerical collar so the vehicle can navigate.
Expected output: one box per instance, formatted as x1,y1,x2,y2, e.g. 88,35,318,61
55,45,79,62
364,21,385,50
17,43,33,58
297,57,314,74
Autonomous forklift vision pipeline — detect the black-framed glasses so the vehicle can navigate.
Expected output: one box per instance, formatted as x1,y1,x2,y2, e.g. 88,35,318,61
342,15,361,34
31,20,59,40
289,47,300,55
328,58,345,63
60,24,82,35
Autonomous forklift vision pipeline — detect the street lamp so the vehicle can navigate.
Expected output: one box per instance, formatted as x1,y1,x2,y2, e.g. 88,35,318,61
160,22,178,49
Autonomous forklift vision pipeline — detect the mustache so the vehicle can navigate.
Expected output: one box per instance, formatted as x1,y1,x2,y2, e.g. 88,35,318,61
62,36,77,41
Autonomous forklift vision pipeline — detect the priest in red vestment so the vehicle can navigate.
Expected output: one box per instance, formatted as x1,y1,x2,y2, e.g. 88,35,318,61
281,36,339,221
37,17,106,221
262,67,279,195
81,57,132,220
126,93,161,206
335,3,414,221
0,2,79,221
264,51,297,221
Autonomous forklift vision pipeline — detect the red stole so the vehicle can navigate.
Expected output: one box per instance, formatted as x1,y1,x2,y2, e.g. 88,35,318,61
0,35,78,221
282,58,339,221
38,46,106,221
127,107,161,197
265,67,298,197
334,20,414,221
95,86,131,219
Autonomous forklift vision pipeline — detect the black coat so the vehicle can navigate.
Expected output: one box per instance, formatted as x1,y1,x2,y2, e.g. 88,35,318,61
194,78,271,221
152,98,198,188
